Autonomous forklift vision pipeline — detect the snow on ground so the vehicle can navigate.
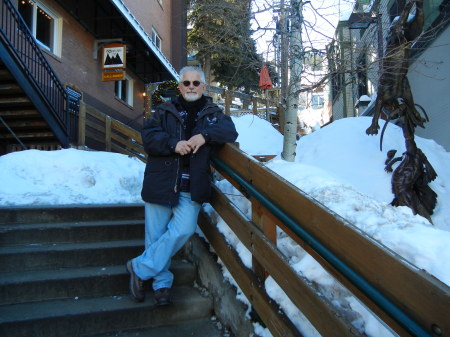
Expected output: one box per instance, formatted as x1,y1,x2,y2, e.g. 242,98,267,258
0,149,144,205
1,115,449,336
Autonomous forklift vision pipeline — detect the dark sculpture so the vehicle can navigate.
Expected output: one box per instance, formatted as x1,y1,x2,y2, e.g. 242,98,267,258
366,0,426,136
366,0,438,223
384,137,437,224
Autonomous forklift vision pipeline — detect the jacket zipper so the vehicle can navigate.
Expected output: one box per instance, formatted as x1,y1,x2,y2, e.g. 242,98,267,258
173,104,211,192
174,122,182,193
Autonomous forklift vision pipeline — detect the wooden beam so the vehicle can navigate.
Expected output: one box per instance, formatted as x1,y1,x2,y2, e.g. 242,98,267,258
105,115,112,152
251,199,277,281
111,119,142,143
224,89,231,115
213,144,450,337
208,185,360,336
198,209,303,337
78,102,86,146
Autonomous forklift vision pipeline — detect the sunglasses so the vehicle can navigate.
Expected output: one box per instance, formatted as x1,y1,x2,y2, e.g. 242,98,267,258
181,80,202,87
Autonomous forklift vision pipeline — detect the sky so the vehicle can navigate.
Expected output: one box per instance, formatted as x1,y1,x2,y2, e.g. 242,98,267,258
1,114,449,336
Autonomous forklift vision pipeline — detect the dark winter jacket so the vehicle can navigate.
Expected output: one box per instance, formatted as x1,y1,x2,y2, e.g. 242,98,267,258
141,96,238,205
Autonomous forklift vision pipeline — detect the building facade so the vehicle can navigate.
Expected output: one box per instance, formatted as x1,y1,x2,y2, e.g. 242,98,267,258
5,0,186,129
328,0,450,150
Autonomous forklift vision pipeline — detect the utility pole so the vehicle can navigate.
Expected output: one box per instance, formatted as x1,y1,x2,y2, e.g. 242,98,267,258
281,0,303,162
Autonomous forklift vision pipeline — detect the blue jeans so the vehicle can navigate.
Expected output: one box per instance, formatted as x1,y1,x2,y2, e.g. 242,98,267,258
132,192,201,291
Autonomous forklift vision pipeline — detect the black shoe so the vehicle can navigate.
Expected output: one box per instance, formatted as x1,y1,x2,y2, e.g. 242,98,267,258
154,287,171,306
126,260,145,302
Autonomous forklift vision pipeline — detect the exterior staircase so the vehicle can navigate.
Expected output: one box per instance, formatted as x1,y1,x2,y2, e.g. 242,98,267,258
0,60,61,154
0,204,223,337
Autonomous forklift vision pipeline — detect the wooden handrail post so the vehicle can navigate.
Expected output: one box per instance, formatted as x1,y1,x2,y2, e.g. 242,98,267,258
251,199,277,281
78,101,86,147
252,96,258,116
224,89,231,115
144,84,152,119
277,103,284,133
105,115,112,152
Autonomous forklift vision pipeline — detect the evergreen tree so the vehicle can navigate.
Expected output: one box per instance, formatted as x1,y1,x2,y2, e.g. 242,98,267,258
187,0,262,93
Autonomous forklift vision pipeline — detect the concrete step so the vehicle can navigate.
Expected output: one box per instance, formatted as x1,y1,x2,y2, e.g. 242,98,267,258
86,318,225,337
0,204,144,225
0,109,39,118
0,219,144,246
0,260,196,305
0,205,220,336
0,239,144,271
0,118,48,129
5,142,62,153
0,83,22,95
1,130,56,139
0,96,32,107
0,286,214,337
0,68,13,81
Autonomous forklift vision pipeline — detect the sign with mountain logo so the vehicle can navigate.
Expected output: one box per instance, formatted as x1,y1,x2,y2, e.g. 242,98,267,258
102,43,126,70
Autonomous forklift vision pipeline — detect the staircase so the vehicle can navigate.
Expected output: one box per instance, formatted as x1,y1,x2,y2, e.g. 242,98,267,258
0,204,223,337
0,60,61,154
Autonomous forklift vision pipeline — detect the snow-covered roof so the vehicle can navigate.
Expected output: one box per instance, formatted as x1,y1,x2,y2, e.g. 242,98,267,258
110,0,179,80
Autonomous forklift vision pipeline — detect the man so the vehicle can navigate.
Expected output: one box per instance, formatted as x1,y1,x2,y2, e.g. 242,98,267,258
126,66,238,305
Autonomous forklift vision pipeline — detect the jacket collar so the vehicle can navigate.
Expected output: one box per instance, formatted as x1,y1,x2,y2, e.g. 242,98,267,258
160,96,218,120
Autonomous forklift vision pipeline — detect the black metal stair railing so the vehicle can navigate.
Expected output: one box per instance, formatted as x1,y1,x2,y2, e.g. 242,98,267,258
0,0,72,142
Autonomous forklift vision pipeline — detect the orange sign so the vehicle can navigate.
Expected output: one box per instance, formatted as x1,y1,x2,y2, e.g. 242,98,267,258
101,71,125,82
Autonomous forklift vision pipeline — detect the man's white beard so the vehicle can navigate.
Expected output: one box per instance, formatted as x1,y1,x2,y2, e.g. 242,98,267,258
184,92,201,102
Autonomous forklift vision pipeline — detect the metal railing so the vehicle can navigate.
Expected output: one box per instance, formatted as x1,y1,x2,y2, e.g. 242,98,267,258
66,87,82,143
0,0,69,137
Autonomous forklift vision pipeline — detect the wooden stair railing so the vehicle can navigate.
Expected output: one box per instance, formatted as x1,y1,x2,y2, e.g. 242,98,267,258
75,107,450,337
203,144,450,337
77,101,145,161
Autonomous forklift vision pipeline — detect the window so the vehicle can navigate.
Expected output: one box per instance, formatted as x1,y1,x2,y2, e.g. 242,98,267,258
357,53,368,97
115,75,134,106
151,28,161,50
355,0,372,12
18,0,62,56
311,94,324,109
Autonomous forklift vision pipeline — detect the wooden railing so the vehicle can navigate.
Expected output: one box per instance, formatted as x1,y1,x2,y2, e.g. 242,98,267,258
75,104,450,337
77,101,145,161
202,144,450,337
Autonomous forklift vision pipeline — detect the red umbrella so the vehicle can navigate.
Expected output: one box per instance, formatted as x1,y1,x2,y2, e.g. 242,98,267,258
259,65,273,90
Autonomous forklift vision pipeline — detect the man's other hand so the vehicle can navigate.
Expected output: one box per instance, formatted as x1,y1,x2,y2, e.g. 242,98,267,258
187,134,206,154
175,140,192,155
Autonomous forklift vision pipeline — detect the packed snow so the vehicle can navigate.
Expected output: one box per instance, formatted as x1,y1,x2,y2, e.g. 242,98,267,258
1,114,449,337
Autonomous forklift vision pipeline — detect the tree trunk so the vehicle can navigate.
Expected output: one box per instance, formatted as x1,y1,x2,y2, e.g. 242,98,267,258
282,0,303,162
204,55,212,84
278,0,289,131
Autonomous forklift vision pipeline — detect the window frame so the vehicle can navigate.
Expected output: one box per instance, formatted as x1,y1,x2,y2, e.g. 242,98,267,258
18,0,62,57
311,94,325,109
151,28,162,50
114,74,134,107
